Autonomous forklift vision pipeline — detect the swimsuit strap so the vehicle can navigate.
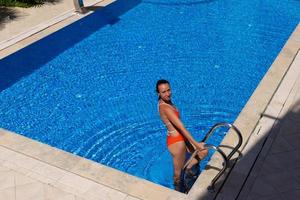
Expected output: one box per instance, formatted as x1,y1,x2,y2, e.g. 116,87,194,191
158,101,180,135
168,130,177,134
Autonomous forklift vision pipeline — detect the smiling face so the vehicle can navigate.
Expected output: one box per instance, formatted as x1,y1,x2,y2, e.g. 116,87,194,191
157,83,172,102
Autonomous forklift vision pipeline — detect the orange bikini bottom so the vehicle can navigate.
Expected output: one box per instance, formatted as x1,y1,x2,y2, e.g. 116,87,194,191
167,133,185,146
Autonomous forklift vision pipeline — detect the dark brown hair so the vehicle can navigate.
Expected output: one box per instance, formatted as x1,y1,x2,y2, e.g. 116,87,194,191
156,79,170,100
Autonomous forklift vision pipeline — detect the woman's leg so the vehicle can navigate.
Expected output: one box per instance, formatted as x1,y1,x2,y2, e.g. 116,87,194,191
168,141,186,191
183,142,208,192
185,141,208,169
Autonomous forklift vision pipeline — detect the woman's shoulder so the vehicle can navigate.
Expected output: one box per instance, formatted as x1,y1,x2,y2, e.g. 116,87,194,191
159,102,177,111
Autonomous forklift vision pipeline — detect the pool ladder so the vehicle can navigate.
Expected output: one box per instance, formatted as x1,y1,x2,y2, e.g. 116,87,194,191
182,122,243,191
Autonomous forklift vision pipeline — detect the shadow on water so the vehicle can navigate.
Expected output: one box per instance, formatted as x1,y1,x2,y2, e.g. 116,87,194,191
0,0,141,92
197,97,300,199
84,5,104,12
142,0,217,6
0,7,19,30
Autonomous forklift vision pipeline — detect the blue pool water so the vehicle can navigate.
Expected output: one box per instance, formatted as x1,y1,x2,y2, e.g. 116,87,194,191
1,0,300,189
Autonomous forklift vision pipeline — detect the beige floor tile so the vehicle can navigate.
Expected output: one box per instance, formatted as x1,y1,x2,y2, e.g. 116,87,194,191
0,171,15,190
124,196,141,200
5,152,40,171
0,187,15,200
74,197,86,200
51,182,82,197
55,195,76,200
1,161,32,175
0,164,10,172
43,184,76,200
30,162,69,182
57,172,96,194
0,146,17,160
70,158,104,181
15,182,44,200
0,132,29,150
10,139,54,160
14,173,36,186
26,172,56,185
40,150,80,171
84,183,127,200
0,130,6,137
0,1,73,43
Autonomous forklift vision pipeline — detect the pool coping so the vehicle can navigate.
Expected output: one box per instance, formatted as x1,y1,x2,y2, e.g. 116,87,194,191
0,10,76,52
0,2,299,199
193,24,300,200
0,0,114,59
213,24,300,200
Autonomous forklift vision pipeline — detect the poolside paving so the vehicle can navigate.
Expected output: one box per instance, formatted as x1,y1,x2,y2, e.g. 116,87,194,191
0,152,86,200
237,54,300,200
0,1,300,200
0,132,143,200
0,0,74,50
215,49,300,200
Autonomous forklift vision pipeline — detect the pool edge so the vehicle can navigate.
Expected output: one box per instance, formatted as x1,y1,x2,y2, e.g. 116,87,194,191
188,23,300,200
0,0,114,59
0,128,187,200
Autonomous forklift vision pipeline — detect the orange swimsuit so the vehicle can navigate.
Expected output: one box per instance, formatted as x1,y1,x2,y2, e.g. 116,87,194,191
166,109,186,146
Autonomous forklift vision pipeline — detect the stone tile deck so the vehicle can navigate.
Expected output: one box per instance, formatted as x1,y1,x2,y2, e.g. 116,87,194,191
215,27,300,200
0,138,132,200
237,53,300,200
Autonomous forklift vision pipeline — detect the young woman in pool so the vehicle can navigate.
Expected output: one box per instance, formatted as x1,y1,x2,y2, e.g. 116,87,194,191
156,79,208,192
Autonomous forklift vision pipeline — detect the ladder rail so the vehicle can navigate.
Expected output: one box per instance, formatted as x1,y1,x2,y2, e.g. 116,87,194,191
182,122,243,191
201,122,243,161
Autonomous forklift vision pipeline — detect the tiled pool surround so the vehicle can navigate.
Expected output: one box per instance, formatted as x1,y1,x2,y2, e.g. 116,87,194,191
215,30,300,199
0,1,299,199
0,0,115,58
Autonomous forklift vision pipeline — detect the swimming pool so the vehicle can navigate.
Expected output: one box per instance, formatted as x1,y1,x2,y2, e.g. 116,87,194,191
0,0,300,189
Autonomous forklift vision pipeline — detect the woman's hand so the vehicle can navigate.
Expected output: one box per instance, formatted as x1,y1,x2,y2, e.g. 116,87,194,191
195,142,208,160
195,142,205,150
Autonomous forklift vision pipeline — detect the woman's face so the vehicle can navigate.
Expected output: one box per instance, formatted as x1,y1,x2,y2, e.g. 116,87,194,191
158,83,172,102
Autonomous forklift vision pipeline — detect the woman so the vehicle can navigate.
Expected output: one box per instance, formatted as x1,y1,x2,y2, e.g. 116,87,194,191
156,79,208,192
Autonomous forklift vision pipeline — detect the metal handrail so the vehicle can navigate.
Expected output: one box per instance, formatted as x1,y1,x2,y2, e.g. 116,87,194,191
201,122,243,161
182,122,242,191
183,144,227,190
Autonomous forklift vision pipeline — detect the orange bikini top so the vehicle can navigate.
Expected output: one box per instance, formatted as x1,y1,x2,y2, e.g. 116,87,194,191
173,109,180,118
158,102,180,119
158,102,180,134
166,109,180,135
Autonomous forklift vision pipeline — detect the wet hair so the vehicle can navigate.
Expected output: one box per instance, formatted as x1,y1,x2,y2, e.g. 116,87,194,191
156,79,170,93
156,79,170,100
